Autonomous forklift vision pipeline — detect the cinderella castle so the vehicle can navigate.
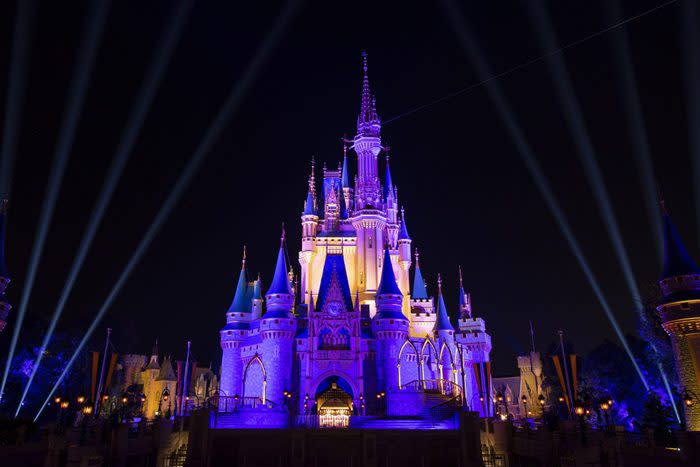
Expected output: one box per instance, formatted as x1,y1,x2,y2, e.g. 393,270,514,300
217,54,492,428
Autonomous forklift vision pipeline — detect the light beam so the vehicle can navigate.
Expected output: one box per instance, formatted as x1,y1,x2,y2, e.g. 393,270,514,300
33,0,302,422
525,0,643,309
14,0,193,417
0,0,112,404
441,0,650,390
0,0,38,198
607,0,680,423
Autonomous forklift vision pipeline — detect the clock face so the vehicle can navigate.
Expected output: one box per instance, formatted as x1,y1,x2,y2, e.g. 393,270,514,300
326,300,343,316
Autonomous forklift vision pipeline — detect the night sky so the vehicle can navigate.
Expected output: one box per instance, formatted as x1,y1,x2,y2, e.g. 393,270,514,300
0,0,695,377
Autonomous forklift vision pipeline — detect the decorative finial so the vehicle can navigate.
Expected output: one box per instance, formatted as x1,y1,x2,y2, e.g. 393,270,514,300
458,265,463,288
400,205,404,219
242,245,247,266
362,50,368,74
415,248,420,266
437,273,443,295
281,223,286,246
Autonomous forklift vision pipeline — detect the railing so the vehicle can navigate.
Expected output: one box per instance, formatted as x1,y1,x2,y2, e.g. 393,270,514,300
400,379,462,398
428,396,461,420
205,395,281,413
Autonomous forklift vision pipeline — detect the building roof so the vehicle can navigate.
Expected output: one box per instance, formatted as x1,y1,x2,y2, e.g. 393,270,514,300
383,155,394,201
266,242,292,296
376,249,402,296
398,210,410,241
433,289,453,332
303,189,315,216
341,152,350,188
661,212,700,280
316,253,354,314
228,264,251,314
412,252,428,299
156,357,177,381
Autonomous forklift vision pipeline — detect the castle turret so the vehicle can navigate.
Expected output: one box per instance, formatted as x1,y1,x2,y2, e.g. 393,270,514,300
409,249,435,337
373,248,408,392
219,249,250,398
251,274,263,319
261,230,296,404
656,203,700,429
341,144,353,212
0,199,10,333
384,153,399,246
434,275,457,390
397,208,412,317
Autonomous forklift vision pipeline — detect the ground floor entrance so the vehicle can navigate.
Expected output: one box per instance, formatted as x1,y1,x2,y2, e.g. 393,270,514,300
315,377,353,428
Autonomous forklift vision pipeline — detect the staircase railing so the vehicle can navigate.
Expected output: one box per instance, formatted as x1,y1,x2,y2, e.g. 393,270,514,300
205,395,282,413
400,379,462,398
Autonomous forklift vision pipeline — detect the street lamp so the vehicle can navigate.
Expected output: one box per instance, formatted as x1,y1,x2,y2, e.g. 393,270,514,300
574,400,587,445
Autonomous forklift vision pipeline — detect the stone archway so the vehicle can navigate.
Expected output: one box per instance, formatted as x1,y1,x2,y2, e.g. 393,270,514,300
314,375,354,428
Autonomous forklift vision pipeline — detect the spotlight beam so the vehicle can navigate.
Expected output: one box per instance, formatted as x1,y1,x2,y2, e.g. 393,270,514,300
525,0,642,310
0,0,38,198
0,0,111,403
441,0,650,390
607,0,680,423
606,0,663,264
14,0,194,417
33,0,302,422
681,0,700,246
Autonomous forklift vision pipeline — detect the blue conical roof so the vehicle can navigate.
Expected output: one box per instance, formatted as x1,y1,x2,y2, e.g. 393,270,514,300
398,211,410,241
316,253,354,313
227,262,250,313
412,261,428,299
434,289,453,332
267,243,292,296
383,156,394,201
377,248,402,296
341,153,350,188
303,190,315,216
253,276,262,300
661,213,700,279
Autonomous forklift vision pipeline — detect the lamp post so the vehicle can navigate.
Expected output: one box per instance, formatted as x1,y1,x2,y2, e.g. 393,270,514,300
495,392,505,419
376,392,386,414
80,405,93,445
599,399,612,435
521,394,529,418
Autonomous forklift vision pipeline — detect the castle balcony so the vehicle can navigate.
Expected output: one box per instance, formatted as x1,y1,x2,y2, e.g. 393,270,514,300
313,349,354,360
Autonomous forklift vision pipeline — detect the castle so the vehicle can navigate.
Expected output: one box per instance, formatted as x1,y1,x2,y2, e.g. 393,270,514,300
218,54,492,428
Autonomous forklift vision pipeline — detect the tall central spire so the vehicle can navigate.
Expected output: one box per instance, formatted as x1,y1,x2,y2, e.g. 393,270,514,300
357,51,380,136
354,51,382,209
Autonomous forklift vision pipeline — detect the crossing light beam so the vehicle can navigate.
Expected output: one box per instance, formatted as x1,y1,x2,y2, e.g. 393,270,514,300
0,0,112,405
33,0,302,422
14,0,194,417
441,0,650,390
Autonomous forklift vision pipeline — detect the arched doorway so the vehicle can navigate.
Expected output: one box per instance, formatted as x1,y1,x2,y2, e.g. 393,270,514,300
315,376,353,428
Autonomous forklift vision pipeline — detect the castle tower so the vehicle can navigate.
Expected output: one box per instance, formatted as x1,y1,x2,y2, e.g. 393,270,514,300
517,352,543,418
0,199,11,333
434,275,456,387
656,205,700,429
251,274,263,319
373,248,408,392
219,249,250,398
397,208,412,315
409,249,435,337
384,153,398,247
300,163,319,305
341,144,353,212
352,52,386,301
142,341,161,417
261,230,296,404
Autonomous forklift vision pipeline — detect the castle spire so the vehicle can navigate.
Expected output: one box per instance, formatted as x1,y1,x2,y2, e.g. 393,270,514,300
398,207,410,241
458,265,471,319
266,226,293,296
377,247,402,297
383,150,394,201
228,246,251,313
341,142,350,189
303,189,315,216
434,274,453,332
412,248,428,299
356,51,381,137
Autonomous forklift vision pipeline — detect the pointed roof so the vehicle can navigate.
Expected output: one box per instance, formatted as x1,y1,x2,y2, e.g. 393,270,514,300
357,51,381,136
341,146,350,188
145,340,160,370
412,249,428,299
0,199,8,278
253,274,262,300
458,265,467,307
377,248,402,296
383,153,394,201
303,189,315,216
228,247,251,313
266,228,293,296
316,252,354,313
156,356,177,381
398,207,410,241
434,275,453,332
660,209,700,279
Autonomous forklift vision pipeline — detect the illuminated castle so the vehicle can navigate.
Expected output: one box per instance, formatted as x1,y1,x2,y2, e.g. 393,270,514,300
218,54,492,428
657,202,700,430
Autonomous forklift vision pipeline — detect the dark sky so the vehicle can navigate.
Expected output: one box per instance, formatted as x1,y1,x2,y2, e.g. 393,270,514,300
0,0,695,377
